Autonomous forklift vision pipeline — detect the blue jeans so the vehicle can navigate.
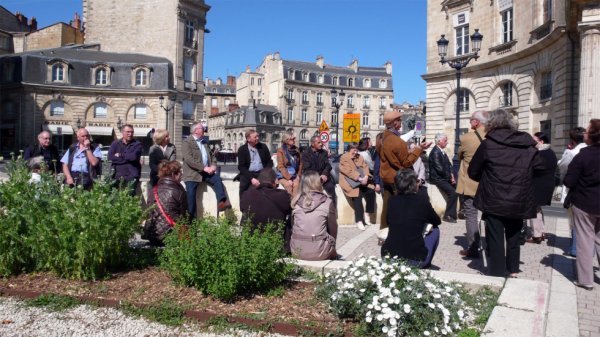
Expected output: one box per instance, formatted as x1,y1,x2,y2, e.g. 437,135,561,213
185,173,227,219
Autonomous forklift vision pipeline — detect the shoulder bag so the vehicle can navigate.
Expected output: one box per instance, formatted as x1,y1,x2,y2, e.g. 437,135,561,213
153,186,176,227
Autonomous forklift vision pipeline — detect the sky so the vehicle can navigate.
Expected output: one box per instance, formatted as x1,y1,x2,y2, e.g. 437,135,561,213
2,0,428,104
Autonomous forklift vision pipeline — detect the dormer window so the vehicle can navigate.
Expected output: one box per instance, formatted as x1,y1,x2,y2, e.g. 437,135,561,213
379,79,387,89
333,76,339,86
135,69,147,86
364,78,371,88
348,78,354,87
47,59,69,83
95,68,107,85
52,64,64,82
91,64,112,86
132,64,152,87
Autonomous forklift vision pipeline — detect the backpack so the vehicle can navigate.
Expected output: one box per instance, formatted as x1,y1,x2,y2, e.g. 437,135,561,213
67,143,102,178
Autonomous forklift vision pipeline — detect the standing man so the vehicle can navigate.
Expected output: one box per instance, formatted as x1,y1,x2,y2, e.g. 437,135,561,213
429,133,458,223
61,128,103,190
108,124,143,196
456,110,489,258
182,122,231,219
301,135,336,205
236,129,273,199
376,111,431,229
23,131,60,173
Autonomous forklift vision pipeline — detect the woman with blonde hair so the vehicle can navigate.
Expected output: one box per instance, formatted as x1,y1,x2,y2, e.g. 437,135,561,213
276,131,303,195
149,129,176,186
290,171,337,260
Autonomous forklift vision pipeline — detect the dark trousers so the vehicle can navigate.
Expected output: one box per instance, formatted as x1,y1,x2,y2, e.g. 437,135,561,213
239,171,261,200
484,213,523,277
351,186,376,222
434,180,458,219
323,179,337,208
113,177,139,196
186,174,227,220
404,228,440,269
69,172,93,190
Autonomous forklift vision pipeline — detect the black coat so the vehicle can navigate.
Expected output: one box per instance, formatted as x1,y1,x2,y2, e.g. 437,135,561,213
301,148,334,190
144,177,188,244
532,147,558,206
381,192,441,262
563,144,600,214
468,129,545,219
240,183,292,232
236,142,273,180
428,145,452,183
23,144,60,173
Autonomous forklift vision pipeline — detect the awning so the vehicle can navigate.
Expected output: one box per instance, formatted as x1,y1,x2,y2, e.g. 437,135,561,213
133,127,154,137
85,126,114,136
43,124,74,135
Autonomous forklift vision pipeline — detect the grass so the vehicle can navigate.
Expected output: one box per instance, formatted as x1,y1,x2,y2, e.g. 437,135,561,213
26,294,82,311
120,300,188,326
457,286,501,337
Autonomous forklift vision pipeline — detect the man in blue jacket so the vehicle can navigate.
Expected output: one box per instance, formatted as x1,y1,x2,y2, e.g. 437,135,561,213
108,124,143,196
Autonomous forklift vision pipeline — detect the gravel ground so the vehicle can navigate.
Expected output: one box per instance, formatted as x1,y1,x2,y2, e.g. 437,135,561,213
0,297,288,337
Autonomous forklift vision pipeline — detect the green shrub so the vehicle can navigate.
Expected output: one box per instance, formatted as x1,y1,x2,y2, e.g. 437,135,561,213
159,218,291,302
0,159,144,279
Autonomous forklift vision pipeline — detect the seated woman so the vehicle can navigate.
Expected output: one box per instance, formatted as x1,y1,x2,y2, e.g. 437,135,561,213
290,171,338,261
381,168,441,269
143,160,188,246
276,131,302,196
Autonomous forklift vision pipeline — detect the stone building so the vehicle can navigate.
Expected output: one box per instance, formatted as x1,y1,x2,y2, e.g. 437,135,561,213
83,0,211,149
236,52,394,151
203,76,237,149
0,45,172,154
423,0,600,156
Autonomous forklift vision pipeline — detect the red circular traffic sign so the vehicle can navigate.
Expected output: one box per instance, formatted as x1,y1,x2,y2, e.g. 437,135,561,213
320,131,330,143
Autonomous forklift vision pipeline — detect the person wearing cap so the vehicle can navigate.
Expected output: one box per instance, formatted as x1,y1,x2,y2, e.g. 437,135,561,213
376,110,432,230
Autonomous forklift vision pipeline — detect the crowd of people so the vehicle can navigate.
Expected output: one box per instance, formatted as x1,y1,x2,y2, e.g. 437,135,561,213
20,113,599,288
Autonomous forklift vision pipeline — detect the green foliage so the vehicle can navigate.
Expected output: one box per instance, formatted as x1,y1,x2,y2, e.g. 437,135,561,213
120,300,187,326
0,159,144,279
159,217,291,302
458,286,499,328
26,294,82,311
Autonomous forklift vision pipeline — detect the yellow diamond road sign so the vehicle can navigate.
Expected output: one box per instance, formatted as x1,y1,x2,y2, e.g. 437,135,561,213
318,120,330,132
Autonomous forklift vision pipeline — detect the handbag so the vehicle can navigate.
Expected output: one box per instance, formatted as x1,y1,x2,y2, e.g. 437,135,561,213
345,167,364,189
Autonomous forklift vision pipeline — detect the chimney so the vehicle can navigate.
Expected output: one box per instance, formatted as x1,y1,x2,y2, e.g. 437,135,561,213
216,77,222,85
226,75,236,86
349,59,359,73
228,103,239,112
316,55,324,69
72,13,81,30
273,51,281,60
29,17,37,31
384,61,392,75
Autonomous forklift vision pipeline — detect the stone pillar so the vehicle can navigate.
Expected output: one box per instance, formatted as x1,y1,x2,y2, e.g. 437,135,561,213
578,4,600,125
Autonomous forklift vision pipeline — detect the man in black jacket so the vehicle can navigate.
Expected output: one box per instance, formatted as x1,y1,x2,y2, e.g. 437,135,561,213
236,129,273,199
301,135,336,206
429,133,458,223
23,131,60,173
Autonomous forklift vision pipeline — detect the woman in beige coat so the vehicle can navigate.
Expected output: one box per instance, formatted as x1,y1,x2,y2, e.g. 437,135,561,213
276,131,303,195
290,172,338,260
339,142,376,230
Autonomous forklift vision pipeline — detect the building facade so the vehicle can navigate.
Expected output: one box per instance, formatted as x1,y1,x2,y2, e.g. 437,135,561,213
423,0,600,156
236,53,394,151
0,46,171,154
83,0,211,149
203,76,237,148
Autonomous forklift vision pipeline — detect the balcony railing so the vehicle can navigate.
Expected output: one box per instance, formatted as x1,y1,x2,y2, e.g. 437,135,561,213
362,105,370,109
540,84,552,100
301,120,308,125
301,100,309,105
316,101,323,106
499,95,513,107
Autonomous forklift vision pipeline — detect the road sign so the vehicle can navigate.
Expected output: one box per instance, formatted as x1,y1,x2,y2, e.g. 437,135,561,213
320,131,330,143
318,120,330,132
343,113,361,143
329,141,338,149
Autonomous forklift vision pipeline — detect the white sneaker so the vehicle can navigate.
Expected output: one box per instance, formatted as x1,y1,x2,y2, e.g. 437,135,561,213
355,221,366,231
363,213,373,226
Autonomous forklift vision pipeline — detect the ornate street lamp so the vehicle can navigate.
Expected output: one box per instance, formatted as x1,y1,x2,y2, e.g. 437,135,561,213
116,116,123,131
159,95,176,131
76,118,82,129
437,28,483,176
331,88,345,156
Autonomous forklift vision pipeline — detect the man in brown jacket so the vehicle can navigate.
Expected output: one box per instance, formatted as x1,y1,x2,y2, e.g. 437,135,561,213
376,111,431,229
456,110,489,258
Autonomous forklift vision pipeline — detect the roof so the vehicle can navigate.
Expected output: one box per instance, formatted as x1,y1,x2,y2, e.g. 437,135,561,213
282,60,391,77
11,45,170,64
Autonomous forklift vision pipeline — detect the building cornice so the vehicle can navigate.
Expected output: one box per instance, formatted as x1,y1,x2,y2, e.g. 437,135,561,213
20,81,175,96
422,26,567,81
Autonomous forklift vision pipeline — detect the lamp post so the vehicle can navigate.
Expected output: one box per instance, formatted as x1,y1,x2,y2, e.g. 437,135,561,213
116,116,123,131
437,28,483,176
330,88,345,156
159,95,175,131
76,118,82,129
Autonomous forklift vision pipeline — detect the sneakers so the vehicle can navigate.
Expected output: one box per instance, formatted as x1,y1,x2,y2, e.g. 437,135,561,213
363,213,373,226
525,237,543,244
217,199,232,212
355,221,366,231
573,281,594,291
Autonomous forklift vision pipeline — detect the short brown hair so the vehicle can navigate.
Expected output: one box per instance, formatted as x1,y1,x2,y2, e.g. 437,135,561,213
158,160,181,178
588,118,600,144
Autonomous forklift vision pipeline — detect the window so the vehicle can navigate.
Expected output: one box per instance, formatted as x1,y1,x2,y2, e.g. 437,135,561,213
379,79,387,89
224,98,231,107
212,88,217,93
225,88,231,93
184,57,194,82
302,91,308,104
540,71,552,100
379,97,387,109
211,98,218,107
331,93,339,106
456,25,470,56
94,103,108,118
347,95,354,108
183,100,194,119
251,77,255,85
348,78,354,87
287,107,294,123
362,113,369,128
258,78,262,86
501,82,513,106
135,69,147,86
316,92,323,105
457,89,469,112
301,109,308,123
379,113,384,127
95,68,107,85
52,64,64,82
302,72,308,82
287,89,294,100
331,110,338,125
185,20,194,45
502,9,513,43
333,76,339,86
364,78,371,88
300,129,308,140
363,96,371,108
50,101,64,116
134,104,147,119
318,74,324,84
316,110,322,123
